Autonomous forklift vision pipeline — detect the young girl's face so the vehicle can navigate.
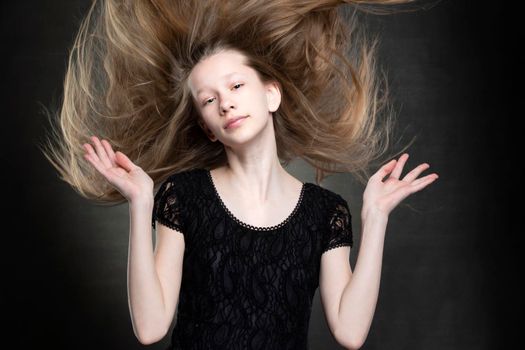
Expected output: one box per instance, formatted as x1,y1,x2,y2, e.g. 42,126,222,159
187,49,281,146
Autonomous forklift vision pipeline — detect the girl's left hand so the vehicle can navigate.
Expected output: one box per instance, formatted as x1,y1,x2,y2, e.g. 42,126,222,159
362,153,439,218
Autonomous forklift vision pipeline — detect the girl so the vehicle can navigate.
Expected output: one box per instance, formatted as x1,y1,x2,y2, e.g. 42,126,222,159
41,0,438,349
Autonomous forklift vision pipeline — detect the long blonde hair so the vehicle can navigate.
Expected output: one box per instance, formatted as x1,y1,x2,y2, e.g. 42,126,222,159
40,0,423,204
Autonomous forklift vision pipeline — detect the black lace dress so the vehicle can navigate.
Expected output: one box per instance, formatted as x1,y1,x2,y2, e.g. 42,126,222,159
151,168,353,350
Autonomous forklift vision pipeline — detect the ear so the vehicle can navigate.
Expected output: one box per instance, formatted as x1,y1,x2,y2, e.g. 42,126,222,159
265,81,281,113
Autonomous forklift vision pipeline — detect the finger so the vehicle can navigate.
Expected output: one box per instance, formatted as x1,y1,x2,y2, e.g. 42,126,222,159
101,139,116,165
91,136,112,169
390,153,409,180
409,174,439,192
402,163,430,183
374,158,397,181
83,152,110,178
83,143,101,163
115,151,137,173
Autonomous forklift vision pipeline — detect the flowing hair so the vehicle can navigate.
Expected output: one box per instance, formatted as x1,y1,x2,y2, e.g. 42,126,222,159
39,0,429,204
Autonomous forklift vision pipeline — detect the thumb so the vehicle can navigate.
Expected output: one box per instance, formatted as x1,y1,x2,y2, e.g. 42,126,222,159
115,151,136,172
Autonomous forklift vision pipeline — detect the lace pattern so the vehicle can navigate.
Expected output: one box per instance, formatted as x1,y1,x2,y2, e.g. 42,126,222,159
323,195,354,253
149,168,353,349
152,177,185,233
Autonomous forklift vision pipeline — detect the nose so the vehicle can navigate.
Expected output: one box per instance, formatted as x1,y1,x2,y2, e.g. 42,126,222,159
220,98,235,114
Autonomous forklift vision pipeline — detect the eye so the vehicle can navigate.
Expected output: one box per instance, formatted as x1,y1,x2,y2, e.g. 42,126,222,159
203,97,215,106
202,83,242,107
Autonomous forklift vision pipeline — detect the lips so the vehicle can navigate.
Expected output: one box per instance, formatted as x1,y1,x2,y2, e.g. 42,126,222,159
224,116,248,129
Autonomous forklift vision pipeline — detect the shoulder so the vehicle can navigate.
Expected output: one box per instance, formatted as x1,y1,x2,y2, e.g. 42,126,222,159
163,167,204,182
305,182,348,207
154,168,206,197
301,182,351,223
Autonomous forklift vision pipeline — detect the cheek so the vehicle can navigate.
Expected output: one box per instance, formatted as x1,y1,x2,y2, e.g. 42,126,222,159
249,89,270,113
197,113,212,130
201,117,215,130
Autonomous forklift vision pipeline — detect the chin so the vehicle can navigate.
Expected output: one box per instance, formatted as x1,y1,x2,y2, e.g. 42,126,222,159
223,121,274,148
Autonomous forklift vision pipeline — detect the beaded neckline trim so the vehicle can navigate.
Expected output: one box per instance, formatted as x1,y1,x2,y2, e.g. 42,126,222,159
205,169,306,232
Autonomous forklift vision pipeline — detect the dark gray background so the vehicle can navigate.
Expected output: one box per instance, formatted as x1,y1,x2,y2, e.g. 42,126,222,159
1,0,518,349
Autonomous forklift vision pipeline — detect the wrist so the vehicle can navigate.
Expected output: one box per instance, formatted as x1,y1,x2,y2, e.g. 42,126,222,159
129,195,154,210
361,206,389,222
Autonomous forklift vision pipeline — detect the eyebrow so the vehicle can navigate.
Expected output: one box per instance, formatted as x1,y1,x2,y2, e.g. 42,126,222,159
196,72,243,96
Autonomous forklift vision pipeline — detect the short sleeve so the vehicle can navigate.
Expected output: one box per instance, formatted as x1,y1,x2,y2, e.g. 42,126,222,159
322,196,353,253
151,177,185,234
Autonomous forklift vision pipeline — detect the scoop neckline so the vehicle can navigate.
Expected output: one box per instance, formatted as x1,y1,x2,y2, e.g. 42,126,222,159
204,168,306,232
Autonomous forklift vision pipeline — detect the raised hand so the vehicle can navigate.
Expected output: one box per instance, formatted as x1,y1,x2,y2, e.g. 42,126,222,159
362,153,439,218
82,136,154,203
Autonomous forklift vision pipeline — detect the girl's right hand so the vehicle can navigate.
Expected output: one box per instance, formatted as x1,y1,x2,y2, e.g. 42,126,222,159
82,136,154,203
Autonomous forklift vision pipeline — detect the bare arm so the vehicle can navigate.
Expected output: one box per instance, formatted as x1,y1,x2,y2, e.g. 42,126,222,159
323,153,438,349
82,136,185,345
127,197,185,345
334,209,388,349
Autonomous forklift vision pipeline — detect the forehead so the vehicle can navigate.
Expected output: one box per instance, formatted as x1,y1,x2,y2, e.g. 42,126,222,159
188,50,255,96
